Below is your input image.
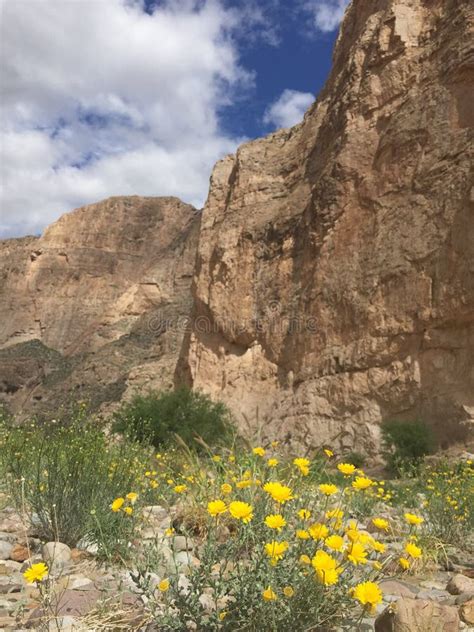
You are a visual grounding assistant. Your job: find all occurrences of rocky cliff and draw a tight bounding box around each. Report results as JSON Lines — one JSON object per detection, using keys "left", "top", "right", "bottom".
{"left": 0, "top": 196, "right": 200, "bottom": 416}
{"left": 1, "top": 0, "right": 472, "bottom": 453}
{"left": 179, "top": 0, "right": 474, "bottom": 453}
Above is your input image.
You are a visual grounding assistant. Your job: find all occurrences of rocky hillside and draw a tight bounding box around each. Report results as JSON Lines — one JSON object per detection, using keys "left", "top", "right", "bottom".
{"left": 0, "top": 196, "right": 200, "bottom": 416}
{"left": 178, "top": 0, "right": 474, "bottom": 453}
{"left": 0, "top": 0, "right": 472, "bottom": 454}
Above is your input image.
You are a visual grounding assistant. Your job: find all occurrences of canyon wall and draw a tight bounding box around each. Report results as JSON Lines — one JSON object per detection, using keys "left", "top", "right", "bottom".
{"left": 0, "top": 196, "right": 199, "bottom": 415}
{"left": 179, "top": 0, "right": 474, "bottom": 453}
{"left": 0, "top": 0, "right": 472, "bottom": 454}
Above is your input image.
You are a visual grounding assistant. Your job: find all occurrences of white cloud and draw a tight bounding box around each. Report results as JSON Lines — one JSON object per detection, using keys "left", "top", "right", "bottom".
{"left": 0, "top": 0, "right": 254, "bottom": 237}
{"left": 304, "top": 0, "right": 350, "bottom": 33}
{"left": 263, "top": 89, "right": 314, "bottom": 129}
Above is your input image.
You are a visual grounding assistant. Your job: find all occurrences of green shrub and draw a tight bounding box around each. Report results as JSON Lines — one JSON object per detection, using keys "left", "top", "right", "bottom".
{"left": 112, "top": 387, "right": 233, "bottom": 451}
{"left": 0, "top": 409, "right": 149, "bottom": 556}
{"left": 381, "top": 419, "right": 435, "bottom": 475}
{"left": 344, "top": 451, "right": 366, "bottom": 469}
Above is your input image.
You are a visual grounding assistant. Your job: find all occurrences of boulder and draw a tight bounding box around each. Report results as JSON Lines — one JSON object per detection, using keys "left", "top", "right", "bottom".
{"left": 42, "top": 542, "right": 72, "bottom": 573}
{"left": 375, "top": 598, "right": 460, "bottom": 632}
{"left": 447, "top": 574, "right": 474, "bottom": 596}
{"left": 460, "top": 599, "right": 474, "bottom": 625}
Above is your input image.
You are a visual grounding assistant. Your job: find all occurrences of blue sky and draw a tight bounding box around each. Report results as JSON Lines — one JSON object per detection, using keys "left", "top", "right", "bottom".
{"left": 0, "top": 0, "right": 348, "bottom": 237}
{"left": 221, "top": 1, "right": 339, "bottom": 139}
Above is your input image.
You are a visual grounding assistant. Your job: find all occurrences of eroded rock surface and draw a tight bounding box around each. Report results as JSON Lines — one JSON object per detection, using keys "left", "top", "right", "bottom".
{"left": 0, "top": 196, "right": 200, "bottom": 416}
{"left": 179, "top": 0, "right": 474, "bottom": 453}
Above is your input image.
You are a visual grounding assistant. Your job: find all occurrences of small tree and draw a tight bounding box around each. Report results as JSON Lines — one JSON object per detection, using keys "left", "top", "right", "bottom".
{"left": 112, "top": 387, "right": 233, "bottom": 451}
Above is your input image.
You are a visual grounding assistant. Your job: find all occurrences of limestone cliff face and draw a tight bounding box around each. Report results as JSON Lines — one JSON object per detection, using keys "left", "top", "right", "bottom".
{"left": 180, "top": 0, "right": 474, "bottom": 453}
{"left": 1, "top": 0, "right": 472, "bottom": 452}
{"left": 0, "top": 197, "right": 199, "bottom": 415}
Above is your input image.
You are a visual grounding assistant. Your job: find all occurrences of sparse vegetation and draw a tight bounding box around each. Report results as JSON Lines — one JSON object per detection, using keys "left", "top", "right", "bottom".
{"left": 1, "top": 402, "right": 473, "bottom": 630}
{"left": 0, "top": 407, "right": 150, "bottom": 558}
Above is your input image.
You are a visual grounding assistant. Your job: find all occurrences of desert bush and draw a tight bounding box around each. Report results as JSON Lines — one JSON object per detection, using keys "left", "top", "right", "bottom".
{"left": 0, "top": 409, "right": 150, "bottom": 557}
{"left": 381, "top": 419, "right": 435, "bottom": 475}
{"left": 126, "top": 447, "right": 424, "bottom": 631}
{"left": 112, "top": 387, "right": 233, "bottom": 451}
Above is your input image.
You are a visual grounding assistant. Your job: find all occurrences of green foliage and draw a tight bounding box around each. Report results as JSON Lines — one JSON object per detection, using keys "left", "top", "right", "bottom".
{"left": 112, "top": 387, "right": 233, "bottom": 451}
{"left": 381, "top": 420, "right": 435, "bottom": 476}
{"left": 344, "top": 451, "right": 366, "bottom": 469}
{"left": 0, "top": 409, "right": 150, "bottom": 557}
{"left": 419, "top": 459, "right": 474, "bottom": 544}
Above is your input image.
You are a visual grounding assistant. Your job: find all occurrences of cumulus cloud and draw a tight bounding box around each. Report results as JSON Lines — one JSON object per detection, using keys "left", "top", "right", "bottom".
{"left": 263, "top": 89, "right": 314, "bottom": 129}
{"left": 0, "top": 0, "right": 255, "bottom": 237}
{"left": 304, "top": 0, "right": 350, "bottom": 33}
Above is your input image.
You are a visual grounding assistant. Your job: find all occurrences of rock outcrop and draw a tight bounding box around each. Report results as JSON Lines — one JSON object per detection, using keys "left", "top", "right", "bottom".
{"left": 0, "top": 196, "right": 199, "bottom": 416}
{"left": 0, "top": 0, "right": 473, "bottom": 453}
{"left": 179, "top": 0, "right": 474, "bottom": 453}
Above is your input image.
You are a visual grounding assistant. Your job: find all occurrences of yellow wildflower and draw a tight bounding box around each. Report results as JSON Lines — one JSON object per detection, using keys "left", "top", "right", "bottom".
{"left": 23, "top": 562, "right": 48, "bottom": 584}
{"left": 236, "top": 479, "right": 253, "bottom": 489}
{"left": 124, "top": 507, "right": 133, "bottom": 516}
{"left": 207, "top": 500, "right": 227, "bottom": 517}
{"left": 298, "top": 508, "right": 311, "bottom": 520}
{"left": 293, "top": 457, "right": 310, "bottom": 476}
{"left": 309, "top": 523, "right": 329, "bottom": 541}
{"left": 267, "top": 458, "right": 279, "bottom": 467}
{"left": 346, "top": 542, "right": 368, "bottom": 565}
{"left": 319, "top": 483, "right": 338, "bottom": 496}
{"left": 264, "top": 514, "right": 287, "bottom": 531}
{"left": 404, "top": 513, "right": 424, "bottom": 526}
{"left": 173, "top": 484, "right": 187, "bottom": 494}
{"left": 326, "top": 508, "right": 344, "bottom": 521}
{"left": 221, "top": 483, "right": 233, "bottom": 495}
{"left": 265, "top": 540, "right": 289, "bottom": 565}
{"left": 253, "top": 447, "right": 266, "bottom": 457}
{"left": 370, "top": 539, "right": 386, "bottom": 553}
{"left": 111, "top": 497, "right": 124, "bottom": 512}
{"left": 283, "top": 586, "right": 294, "bottom": 598}
{"left": 262, "top": 587, "right": 277, "bottom": 601}
{"left": 399, "top": 557, "right": 410, "bottom": 570}
{"left": 263, "top": 481, "right": 294, "bottom": 504}
{"left": 405, "top": 542, "right": 422, "bottom": 558}
{"left": 324, "top": 449, "right": 334, "bottom": 458}
{"left": 158, "top": 578, "right": 170, "bottom": 592}
{"left": 325, "top": 535, "right": 344, "bottom": 552}
{"left": 126, "top": 492, "right": 138, "bottom": 504}
{"left": 296, "top": 529, "right": 310, "bottom": 540}
{"left": 312, "top": 550, "right": 341, "bottom": 586}
{"left": 372, "top": 517, "right": 389, "bottom": 532}
{"left": 337, "top": 463, "right": 356, "bottom": 475}
{"left": 352, "top": 581, "right": 383, "bottom": 613}
{"left": 352, "top": 476, "right": 374, "bottom": 491}
{"left": 299, "top": 554, "right": 311, "bottom": 565}
{"left": 229, "top": 501, "right": 253, "bottom": 523}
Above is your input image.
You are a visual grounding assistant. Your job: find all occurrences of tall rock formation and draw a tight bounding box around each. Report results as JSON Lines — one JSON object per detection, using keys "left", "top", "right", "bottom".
{"left": 1, "top": 0, "right": 472, "bottom": 454}
{"left": 0, "top": 196, "right": 199, "bottom": 415}
{"left": 179, "top": 0, "right": 474, "bottom": 453}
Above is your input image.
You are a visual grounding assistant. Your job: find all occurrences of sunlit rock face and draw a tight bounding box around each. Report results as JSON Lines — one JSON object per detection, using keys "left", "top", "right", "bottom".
{"left": 179, "top": 0, "right": 474, "bottom": 454}
{"left": 1, "top": 0, "right": 472, "bottom": 454}
{"left": 0, "top": 196, "right": 200, "bottom": 416}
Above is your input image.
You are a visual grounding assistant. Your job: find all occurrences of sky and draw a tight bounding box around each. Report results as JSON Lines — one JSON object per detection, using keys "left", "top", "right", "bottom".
{"left": 0, "top": 0, "right": 349, "bottom": 238}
